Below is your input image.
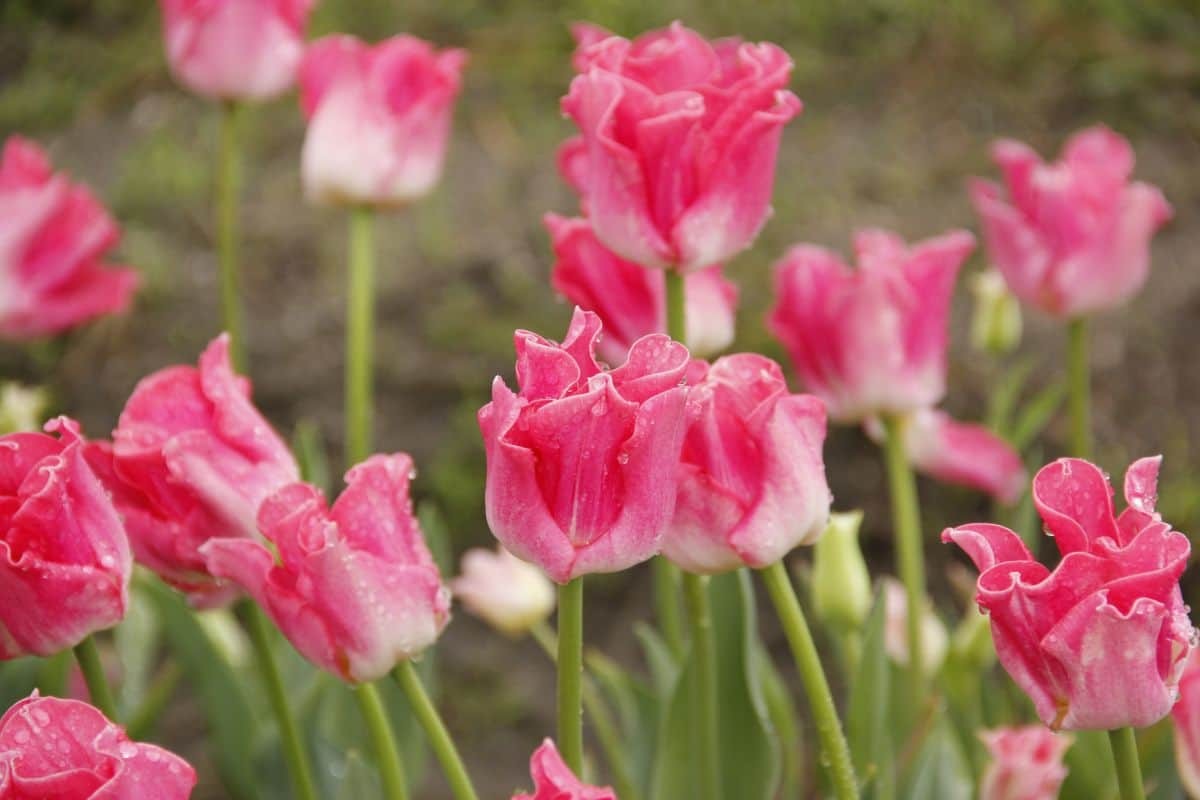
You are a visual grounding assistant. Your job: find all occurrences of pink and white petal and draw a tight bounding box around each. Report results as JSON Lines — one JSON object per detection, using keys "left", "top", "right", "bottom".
{"left": 1032, "top": 458, "right": 1120, "bottom": 556}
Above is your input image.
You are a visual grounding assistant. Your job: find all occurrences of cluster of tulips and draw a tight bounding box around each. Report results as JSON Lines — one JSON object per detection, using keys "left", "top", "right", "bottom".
{"left": 0, "top": 2, "right": 1194, "bottom": 799}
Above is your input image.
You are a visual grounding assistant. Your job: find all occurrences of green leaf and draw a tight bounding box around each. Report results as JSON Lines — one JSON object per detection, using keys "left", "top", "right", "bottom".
{"left": 1009, "top": 380, "right": 1066, "bottom": 451}
{"left": 847, "top": 590, "right": 891, "bottom": 798}
{"left": 417, "top": 502, "right": 453, "bottom": 576}
{"left": 1061, "top": 729, "right": 1118, "bottom": 800}
{"left": 334, "top": 750, "right": 383, "bottom": 800}
{"left": 114, "top": 580, "right": 162, "bottom": 716}
{"left": 906, "top": 719, "right": 972, "bottom": 800}
{"left": 758, "top": 644, "right": 802, "bottom": 800}
{"left": 291, "top": 419, "right": 330, "bottom": 495}
{"left": 986, "top": 358, "right": 1036, "bottom": 435}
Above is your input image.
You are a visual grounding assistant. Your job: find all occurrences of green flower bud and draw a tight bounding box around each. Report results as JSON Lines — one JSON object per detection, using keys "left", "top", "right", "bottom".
{"left": 811, "top": 510, "right": 871, "bottom": 630}
{"left": 970, "top": 269, "right": 1022, "bottom": 356}
{"left": 0, "top": 382, "right": 48, "bottom": 434}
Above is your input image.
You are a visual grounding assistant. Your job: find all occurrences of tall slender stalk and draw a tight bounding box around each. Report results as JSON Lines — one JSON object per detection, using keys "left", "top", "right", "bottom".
{"left": 73, "top": 637, "right": 117, "bottom": 721}
{"left": 1108, "top": 727, "right": 1145, "bottom": 800}
{"left": 759, "top": 562, "right": 859, "bottom": 800}
{"left": 1067, "top": 317, "right": 1092, "bottom": 459}
{"left": 880, "top": 413, "right": 927, "bottom": 696}
{"left": 345, "top": 207, "right": 375, "bottom": 466}
{"left": 557, "top": 577, "right": 584, "bottom": 773}
{"left": 681, "top": 572, "right": 722, "bottom": 800}
{"left": 392, "top": 661, "right": 478, "bottom": 800}
{"left": 217, "top": 101, "right": 245, "bottom": 370}
{"left": 354, "top": 682, "right": 409, "bottom": 800}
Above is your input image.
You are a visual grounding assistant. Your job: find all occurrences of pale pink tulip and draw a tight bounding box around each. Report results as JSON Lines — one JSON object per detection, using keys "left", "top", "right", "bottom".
{"left": 979, "top": 725, "right": 1072, "bottom": 800}
{"left": 451, "top": 547, "right": 556, "bottom": 637}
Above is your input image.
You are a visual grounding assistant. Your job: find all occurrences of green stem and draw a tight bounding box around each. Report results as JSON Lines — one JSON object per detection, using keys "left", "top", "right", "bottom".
{"left": 354, "top": 682, "right": 409, "bottom": 800}
{"left": 240, "top": 601, "right": 319, "bottom": 800}
{"left": 681, "top": 572, "right": 722, "bottom": 800}
{"left": 73, "top": 637, "right": 118, "bottom": 721}
{"left": 557, "top": 578, "right": 584, "bottom": 773}
{"left": 392, "top": 661, "right": 478, "bottom": 800}
{"left": 217, "top": 101, "right": 245, "bottom": 370}
{"left": 1067, "top": 317, "right": 1092, "bottom": 460}
{"left": 345, "top": 206, "right": 375, "bottom": 466}
{"left": 125, "top": 662, "right": 184, "bottom": 740}
{"left": 881, "top": 413, "right": 927, "bottom": 695}
{"left": 1108, "top": 727, "right": 1145, "bottom": 800}
{"left": 759, "top": 561, "right": 859, "bottom": 800}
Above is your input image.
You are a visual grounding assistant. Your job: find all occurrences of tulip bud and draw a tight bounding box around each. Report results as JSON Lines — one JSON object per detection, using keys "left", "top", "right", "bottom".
{"left": 451, "top": 547, "right": 556, "bottom": 637}
{"left": 970, "top": 269, "right": 1022, "bottom": 355}
{"left": 882, "top": 577, "right": 949, "bottom": 676}
{"left": 0, "top": 383, "right": 48, "bottom": 434}
{"left": 811, "top": 511, "right": 871, "bottom": 630}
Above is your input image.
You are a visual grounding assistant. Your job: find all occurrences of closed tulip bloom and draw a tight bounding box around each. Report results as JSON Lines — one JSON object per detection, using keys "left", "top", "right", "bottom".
{"left": 970, "top": 125, "right": 1171, "bottom": 317}
{"left": 1174, "top": 649, "right": 1200, "bottom": 798}
{"left": 0, "top": 692, "right": 196, "bottom": 798}
{"left": 0, "top": 137, "right": 138, "bottom": 339}
{"left": 159, "top": 0, "right": 314, "bottom": 102}
{"left": 451, "top": 547, "right": 555, "bottom": 637}
{"left": 944, "top": 456, "right": 1194, "bottom": 730}
{"left": 811, "top": 511, "right": 872, "bottom": 630}
{"left": 478, "top": 308, "right": 689, "bottom": 583}
{"left": 560, "top": 22, "right": 801, "bottom": 272}
{"left": 299, "top": 34, "right": 467, "bottom": 208}
{"left": 979, "top": 726, "right": 1071, "bottom": 800}
{"left": 0, "top": 418, "right": 130, "bottom": 659}
{"left": 109, "top": 334, "right": 299, "bottom": 607}
{"left": 662, "top": 354, "right": 830, "bottom": 574}
{"left": 203, "top": 454, "right": 450, "bottom": 683}
{"left": 545, "top": 213, "right": 738, "bottom": 363}
{"left": 512, "top": 739, "right": 615, "bottom": 800}
{"left": 767, "top": 229, "right": 974, "bottom": 423}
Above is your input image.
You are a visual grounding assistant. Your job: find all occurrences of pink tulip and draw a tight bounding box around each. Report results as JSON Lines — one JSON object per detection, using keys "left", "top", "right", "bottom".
{"left": 109, "top": 334, "right": 299, "bottom": 607}
{"left": 978, "top": 725, "right": 1071, "bottom": 800}
{"left": 0, "top": 692, "right": 196, "bottom": 798}
{"left": 0, "top": 137, "right": 137, "bottom": 339}
{"left": 478, "top": 308, "right": 689, "bottom": 583}
{"left": 1173, "top": 649, "right": 1200, "bottom": 798}
{"left": 512, "top": 739, "right": 616, "bottom": 800}
{"left": 560, "top": 22, "right": 801, "bottom": 272}
{"left": 662, "top": 354, "right": 830, "bottom": 574}
{"left": 203, "top": 454, "right": 450, "bottom": 682}
{"left": 299, "top": 35, "right": 467, "bottom": 207}
{"left": 970, "top": 125, "right": 1171, "bottom": 317}
{"left": 944, "top": 456, "right": 1194, "bottom": 730}
{"left": 881, "top": 576, "right": 948, "bottom": 676}
{"left": 545, "top": 213, "right": 738, "bottom": 363}
{"left": 0, "top": 418, "right": 130, "bottom": 659}
{"left": 159, "top": 0, "right": 314, "bottom": 102}
{"left": 865, "top": 409, "right": 1026, "bottom": 504}
{"left": 451, "top": 547, "right": 556, "bottom": 637}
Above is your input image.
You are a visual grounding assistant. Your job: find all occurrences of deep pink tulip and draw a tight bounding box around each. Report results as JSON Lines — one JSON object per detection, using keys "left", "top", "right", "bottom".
{"left": 970, "top": 125, "right": 1171, "bottom": 317}
{"left": 560, "top": 21, "right": 801, "bottom": 272}
{"left": 299, "top": 35, "right": 467, "bottom": 207}
{"left": 203, "top": 454, "right": 450, "bottom": 683}
{"left": 0, "top": 418, "right": 130, "bottom": 659}
{"left": 478, "top": 308, "right": 689, "bottom": 583}
{"left": 662, "top": 354, "right": 830, "bottom": 574}
{"left": 0, "top": 137, "right": 137, "bottom": 339}
{"left": 545, "top": 213, "right": 738, "bottom": 363}
{"left": 767, "top": 229, "right": 974, "bottom": 423}
{"left": 159, "top": 0, "right": 314, "bottom": 101}
{"left": 512, "top": 739, "right": 615, "bottom": 800}
{"left": 1173, "top": 649, "right": 1200, "bottom": 798}
{"left": 944, "top": 456, "right": 1194, "bottom": 730}
{"left": 0, "top": 692, "right": 196, "bottom": 798}
{"left": 109, "top": 334, "right": 299, "bottom": 607}
{"left": 978, "top": 725, "right": 1071, "bottom": 800}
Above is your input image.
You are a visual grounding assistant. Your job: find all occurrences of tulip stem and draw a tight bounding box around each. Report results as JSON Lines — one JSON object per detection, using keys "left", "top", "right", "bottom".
{"left": 654, "top": 268, "right": 688, "bottom": 657}
{"left": 241, "top": 601, "right": 320, "bottom": 800}
{"left": 682, "top": 572, "right": 723, "bottom": 800}
{"left": 759, "top": 561, "right": 859, "bottom": 800}
{"left": 1108, "top": 727, "right": 1145, "bottom": 800}
{"left": 217, "top": 100, "right": 246, "bottom": 371}
{"left": 881, "top": 413, "right": 927, "bottom": 696}
{"left": 558, "top": 577, "right": 584, "bottom": 773}
{"left": 392, "top": 661, "right": 478, "bottom": 800}
{"left": 73, "top": 637, "right": 118, "bottom": 721}
{"left": 1067, "top": 316, "right": 1092, "bottom": 460}
{"left": 346, "top": 206, "right": 375, "bottom": 466}
{"left": 354, "top": 682, "right": 409, "bottom": 800}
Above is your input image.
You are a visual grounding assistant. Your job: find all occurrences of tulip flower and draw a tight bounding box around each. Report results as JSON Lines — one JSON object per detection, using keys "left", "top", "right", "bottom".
{"left": 0, "top": 692, "right": 196, "bottom": 798}
{"left": 944, "top": 456, "right": 1194, "bottom": 731}
{"left": 1174, "top": 649, "right": 1200, "bottom": 799}
{"left": 545, "top": 214, "right": 737, "bottom": 363}
{"left": 299, "top": 34, "right": 467, "bottom": 208}
{"left": 979, "top": 725, "right": 1072, "bottom": 800}
{"left": 970, "top": 125, "right": 1171, "bottom": 318}
{"left": 811, "top": 511, "right": 872, "bottom": 630}
{"left": 159, "top": 0, "right": 314, "bottom": 102}
{"left": 970, "top": 269, "right": 1022, "bottom": 355}
{"left": 203, "top": 453, "right": 450, "bottom": 683}
{"left": 0, "top": 417, "right": 130, "bottom": 660}
{"left": 560, "top": 21, "right": 801, "bottom": 271}
{"left": 0, "top": 137, "right": 138, "bottom": 339}
{"left": 478, "top": 307, "right": 689, "bottom": 583}
{"left": 512, "top": 739, "right": 616, "bottom": 800}
{"left": 109, "top": 334, "right": 299, "bottom": 607}
{"left": 881, "top": 577, "right": 948, "bottom": 677}
{"left": 662, "top": 353, "right": 831, "bottom": 574}
{"left": 451, "top": 547, "right": 556, "bottom": 637}
{"left": 767, "top": 228, "right": 975, "bottom": 423}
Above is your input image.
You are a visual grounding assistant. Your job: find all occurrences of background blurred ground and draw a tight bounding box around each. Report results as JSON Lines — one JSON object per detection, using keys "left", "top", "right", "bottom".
{"left": 1, "top": 0, "right": 1199, "bottom": 796}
